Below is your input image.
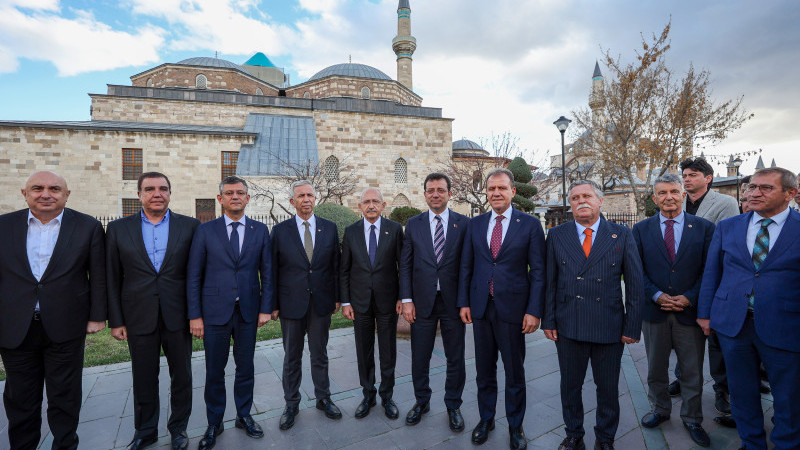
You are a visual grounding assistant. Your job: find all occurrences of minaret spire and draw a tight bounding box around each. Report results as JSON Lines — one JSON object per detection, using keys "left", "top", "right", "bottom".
{"left": 392, "top": 0, "right": 416, "bottom": 91}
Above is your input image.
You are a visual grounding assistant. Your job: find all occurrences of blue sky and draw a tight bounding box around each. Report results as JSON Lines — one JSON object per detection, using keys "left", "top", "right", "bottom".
{"left": 1, "top": 0, "right": 798, "bottom": 174}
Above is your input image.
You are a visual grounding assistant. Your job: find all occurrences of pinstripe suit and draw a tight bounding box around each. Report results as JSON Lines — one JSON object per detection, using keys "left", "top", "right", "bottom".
{"left": 543, "top": 218, "right": 644, "bottom": 442}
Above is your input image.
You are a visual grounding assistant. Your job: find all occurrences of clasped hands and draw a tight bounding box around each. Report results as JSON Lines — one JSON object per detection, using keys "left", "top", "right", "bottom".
{"left": 656, "top": 293, "right": 691, "bottom": 312}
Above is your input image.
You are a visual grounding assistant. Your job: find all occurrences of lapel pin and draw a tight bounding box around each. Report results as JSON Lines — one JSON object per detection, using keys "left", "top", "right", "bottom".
{"left": 516, "top": 218, "right": 520, "bottom": 222}
{"left": 453, "top": 224, "right": 458, "bottom": 228}
{"left": 318, "top": 229, "right": 322, "bottom": 232}
{"left": 688, "top": 224, "right": 693, "bottom": 228}
{"left": 611, "top": 234, "right": 618, "bottom": 239}
{"left": 385, "top": 231, "right": 389, "bottom": 235}
{"left": 250, "top": 225, "right": 254, "bottom": 229}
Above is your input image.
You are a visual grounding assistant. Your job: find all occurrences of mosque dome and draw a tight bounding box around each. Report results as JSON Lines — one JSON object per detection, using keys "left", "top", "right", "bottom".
{"left": 309, "top": 63, "right": 392, "bottom": 81}
{"left": 176, "top": 57, "right": 252, "bottom": 76}
{"left": 452, "top": 139, "right": 489, "bottom": 156}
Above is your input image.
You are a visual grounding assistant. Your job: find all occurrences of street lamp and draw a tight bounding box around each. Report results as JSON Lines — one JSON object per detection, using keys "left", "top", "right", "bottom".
{"left": 733, "top": 156, "right": 743, "bottom": 205}
{"left": 554, "top": 116, "right": 572, "bottom": 223}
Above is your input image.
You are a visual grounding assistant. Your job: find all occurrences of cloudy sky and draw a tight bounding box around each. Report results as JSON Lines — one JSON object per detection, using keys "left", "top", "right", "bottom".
{"left": 1, "top": 0, "right": 798, "bottom": 175}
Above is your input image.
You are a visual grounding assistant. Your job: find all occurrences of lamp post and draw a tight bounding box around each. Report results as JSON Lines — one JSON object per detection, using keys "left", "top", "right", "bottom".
{"left": 733, "top": 156, "right": 743, "bottom": 204}
{"left": 554, "top": 116, "right": 572, "bottom": 223}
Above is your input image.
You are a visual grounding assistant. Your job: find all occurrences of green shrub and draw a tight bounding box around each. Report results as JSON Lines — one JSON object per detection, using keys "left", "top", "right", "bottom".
{"left": 508, "top": 156, "right": 533, "bottom": 183}
{"left": 389, "top": 206, "right": 422, "bottom": 226}
{"left": 512, "top": 195, "right": 535, "bottom": 212}
{"left": 315, "top": 203, "right": 359, "bottom": 243}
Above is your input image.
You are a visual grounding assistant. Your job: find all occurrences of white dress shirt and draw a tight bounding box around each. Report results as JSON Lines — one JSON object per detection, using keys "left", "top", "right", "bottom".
{"left": 486, "top": 206, "right": 512, "bottom": 248}
{"left": 27, "top": 210, "right": 63, "bottom": 310}
{"left": 295, "top": 214, "right": 317, "bottom": 248}
{"left": 223, "top": 214, "right": 246, "bottom": 252}
{"left": 747, "top": 207, "right": 790, "bottom": 255}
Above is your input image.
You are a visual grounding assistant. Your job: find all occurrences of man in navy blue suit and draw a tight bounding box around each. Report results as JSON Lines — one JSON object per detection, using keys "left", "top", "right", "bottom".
{"left": 632, "top": 173, "right": 715, "bottom": 447}
{"left": 458, "top": 168, "right": 546, "bottom": 450}
{"left": 698, "top": 167, "right": 800, "bottom": 450}
{"left": 543, "top": 179, "right": 643, "bottom": 450}
{"left": 187, "top": 176, "right": 273, "bottom": 450}
{"left": 399, "top": 173, "right": 469, "bottom": 431}
{"left": 271, "top": 180, "right": 342, "bottom": 430}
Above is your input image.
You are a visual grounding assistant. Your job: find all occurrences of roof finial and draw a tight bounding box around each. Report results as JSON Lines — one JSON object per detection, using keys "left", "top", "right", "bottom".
{"left": 349, "top": 54, "right": 352, "bottom": 63}
{"left": 215, "top": 51, "right": 218, "bottom": 59}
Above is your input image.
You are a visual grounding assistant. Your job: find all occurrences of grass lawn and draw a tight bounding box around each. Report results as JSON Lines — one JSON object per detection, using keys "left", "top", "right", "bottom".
{"left": 0, "top": 311, "right": 353, "bottom": 381}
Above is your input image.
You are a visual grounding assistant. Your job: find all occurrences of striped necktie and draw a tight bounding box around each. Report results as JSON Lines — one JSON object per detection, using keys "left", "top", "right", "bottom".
{"left": 664, "top": 219, "right": 676, "bottom": 263}
{"left": 433, "top": 215, "right": 444, "bottom": 264}
{"left": 749, "top": 218, "right": 773, "bottom": 308}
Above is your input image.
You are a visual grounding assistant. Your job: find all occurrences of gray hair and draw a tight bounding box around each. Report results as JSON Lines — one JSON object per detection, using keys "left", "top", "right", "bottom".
{"left": 485, "top": 168, "right": 515, "bottom": 186}
{"left": 653, "top": 173, "right": 684, "bottom": 191}
{"left": 360, "top": 187, "right": 384, "bottom": 202}
{"left": 289, "top": 180, "right": 316, "bottom": 199}
{"left": 753, "top": 167, "right": 798, "bottom": 191}
{"left": 219, "top": 176, "right": 248, "bottom": 195}
{"left": 568, "top": 179, "right": 604, "bottom": 199}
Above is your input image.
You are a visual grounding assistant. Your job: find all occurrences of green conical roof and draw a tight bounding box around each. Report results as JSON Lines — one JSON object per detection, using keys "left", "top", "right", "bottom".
{"left": 244, "top": 52, "right": 276, "bottom": 68}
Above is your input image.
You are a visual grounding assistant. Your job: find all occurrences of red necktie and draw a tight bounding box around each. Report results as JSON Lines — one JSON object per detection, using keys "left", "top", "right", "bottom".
{"left": 489, "top": 216, "right": 504, "bottom": 295}
{"left": 664, "top": 219, "right": 676, "bottom": 263}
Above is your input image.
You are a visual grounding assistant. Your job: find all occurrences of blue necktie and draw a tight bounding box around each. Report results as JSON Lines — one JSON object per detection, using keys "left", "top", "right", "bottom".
{"left": 230, "top": 222, "right": 240, "bottom": 260}
{"left": 433, "top": 215, "right": 444, "bottom": 264}
{"left": 368, "top": 224, "right": 377, "bottom": 267}
{"left": 749, "top": 218, "right": 773, "bottom": 308}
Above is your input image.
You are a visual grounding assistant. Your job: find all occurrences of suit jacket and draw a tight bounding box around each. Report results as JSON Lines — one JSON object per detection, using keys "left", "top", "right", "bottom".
{"left": 340, "top": 218, "right": 403, "bottom": 314}
{"left": 683, "top": 188, "right": 739, "bottom": 224}
{"left": 106, "top": 211, "right": 200, "bottom": 334}
{"left": 399, "top": 210, "right": 469, "bottom": 319}
{"left": 698, "top": 209, "right": 800, "bottom": 352}
{"left": 543, "top": 218, "right": 643, "bottom": 344}
{"left": 186, "top": 216, "right": 273, "bottom": 325}
{"left": 0, "top": 208, "right": 107, "bottom": 348}
{"left": 456, "top": 208, "right": 546, "bottom": 323}
{"left": 271, "top": 215, "right": 339, "bottom": 320}
{"left": 632, "top": 213, "right": 715, "bottom": 325}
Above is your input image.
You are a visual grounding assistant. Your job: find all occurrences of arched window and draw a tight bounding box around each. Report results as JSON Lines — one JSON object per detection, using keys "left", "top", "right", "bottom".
{"left": 146, "top": 78, "right": 153, "bottom": 87}
{"left": 303, "top": 91, "right": 311, "bottom": 99}
{"left": 323, "top": 155, "right": 339, "bottom": 182}
{"left": 393, "top": 194, "right": 410, "bottom": 208}
{"left": 361, "top": 86, "right": 371, "bottom": 99}
{"left": 255, "top": 88, "right": 263, "bottom": 95}
{"left": 394, "top": 158, "right": 407, "bottom": 184}
{"left": 196, "top": 74, "right": 207, "bottom": 89}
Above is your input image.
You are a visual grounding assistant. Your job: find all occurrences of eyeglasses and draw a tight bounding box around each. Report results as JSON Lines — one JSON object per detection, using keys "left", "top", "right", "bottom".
{"left": 425, "top": 188, "right": 448, "bottom": 195}
{"left": 744, "top": 184, "right": 777, "bottom": 194}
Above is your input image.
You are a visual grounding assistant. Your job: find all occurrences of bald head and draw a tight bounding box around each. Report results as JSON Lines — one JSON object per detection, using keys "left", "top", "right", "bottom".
{"left": 22, "top": 171, "right": 70, "bottom": 223}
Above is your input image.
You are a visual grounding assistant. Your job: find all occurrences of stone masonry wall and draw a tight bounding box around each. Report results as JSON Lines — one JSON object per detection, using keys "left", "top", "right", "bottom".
{"left": 131, "top": 66, "right": 279, "bottom": 96}
{"left": 286, "top": 77, "right": 422, "bottom": 106}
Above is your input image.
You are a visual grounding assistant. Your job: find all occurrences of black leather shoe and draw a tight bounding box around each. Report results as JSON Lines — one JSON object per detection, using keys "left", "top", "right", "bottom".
{"left": 447, "top": 408, "right": 465, "bottom": 431}
{"left": 713, "top": 415, "right": 737, "bottom": 428}
{"left": 715, "top": 392, "right": 731, "bottom": 415}
{"left": 126, "top": 436, "right": 157, "bottom": 450}
{"left": 558, "top": 436, "right": 585, "bottom": 450}
{"left": 509, "top": 426, "right": 527, "bottom": 449}
{"left": 317, "top": 398, "right": 342, "bottom": 420}
{"left": 279, "top": 405, "right": 298, "bottom": 430}
{"left": 383, "top": 399, "right": 399, "bottom": 419}
{"left": 198, "top": 424, "right": 223, "bottom": 450}
{"left": 235, "top": 415, "right": 263, "bottom": 439}
{"left": 683, "top": 421, "right": 710, "bottom": 447}
{"left": 759, "top": 379, "right": 771, "bottom": 394}
{"left": 640, "top": 412, "right": 669, "bottom": 428}
{"left": 170, "top": 431, "right": 189, "bottom": 450}
{"left": 668, "top": 380, "right": 681, "bottom": 397}
{"left": 405, "top": 402, "right": 429, "bottom": 425}
{"left": 471, "top": 419, "right": 494, "bottom": 445}
{"left": 594, "top": 442, "right": 614, "bottom": 450}
{"left": 354, "top": 397, "right": 376, "bottom": 419}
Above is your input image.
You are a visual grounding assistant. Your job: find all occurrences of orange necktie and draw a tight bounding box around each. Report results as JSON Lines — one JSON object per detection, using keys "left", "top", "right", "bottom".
{"left": 583, "top": 228, "right": 593, "bottom": 258}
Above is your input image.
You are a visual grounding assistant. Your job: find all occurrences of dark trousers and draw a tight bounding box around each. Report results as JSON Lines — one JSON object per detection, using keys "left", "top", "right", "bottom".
{"left": 410, "top": 293, "right": 465, "bottom": 409}
{"left": 0, "top": 318, "right": 84, "bottom": 450}
{"left": 473, "top": 299, "right": 526, "bottom": 428}
{"left": 353, "top": 299, "right": 397, "bottom": 401}
{"left": 281, "top": 303, "right": 332, "bottom": 407}
{"left": 675, "top": 331, "right": 727, "bottom": 394}
{"left": 203, "top": 304, "right": 257, "bottom": 425}
{"left": 127, "top": 313, "right": 193, "bottom": 439}
{"left": 555, "top": 335, "right": 624, "bottom": 443}
{"left": 717, "top": 317, "right": 800, "bottom": 450}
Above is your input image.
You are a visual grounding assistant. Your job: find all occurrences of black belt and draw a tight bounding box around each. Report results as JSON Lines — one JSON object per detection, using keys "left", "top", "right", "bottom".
{"left": 33, "top": 310, "right": 41, "bottom": 321}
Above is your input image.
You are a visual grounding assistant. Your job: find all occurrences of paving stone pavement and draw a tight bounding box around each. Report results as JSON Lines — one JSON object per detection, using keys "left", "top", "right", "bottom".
{"left": 0, "top": 326, "right": 775, "bottom": 449}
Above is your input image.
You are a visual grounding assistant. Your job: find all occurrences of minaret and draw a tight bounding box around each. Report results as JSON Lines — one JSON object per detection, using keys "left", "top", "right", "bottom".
{"left": 392, "top": 0, "right": 416, "bottom": 91}
{"left": 589, "top": 61, "right": 605, "bottom": 150}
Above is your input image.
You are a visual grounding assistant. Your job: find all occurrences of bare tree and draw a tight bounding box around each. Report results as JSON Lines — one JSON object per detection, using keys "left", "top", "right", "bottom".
{"left": 480, "top": 131, "right": 522, "bottom": 159}
{"left": 442, "top": 156, "right": 502, "bottom": 215}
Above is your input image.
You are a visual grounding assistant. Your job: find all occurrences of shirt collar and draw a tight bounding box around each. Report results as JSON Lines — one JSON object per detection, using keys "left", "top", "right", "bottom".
{"left": 659, "top": 211, "right": 684, "bottom": 225}
{"left": 364, "top": 216, "right": 381, "bottom": 231}
{"left": 295, "top": 214, "right": 316, "bottom": 228}
{"left": 429, "top": 208, "right": 449, "bottom": 224}
{"left": 224, "top": 214, "right": 246, "bottom": 227}
{"left": 687, "top": 189, "right": 709, "bottom": 206}
{"left": 489, "top": 205, "right": 512, "bottom": 223}
{"left": 141, "top": 209, "right": 170, "bottom": 225}
{"left": 28, "top": 209, "right": 64, "bottom": 226}
{"left": 752, "top": 207, "right": 791, "bottom": 227}
{"left": 575, "top": 217, "right": 601, "bottom": 236}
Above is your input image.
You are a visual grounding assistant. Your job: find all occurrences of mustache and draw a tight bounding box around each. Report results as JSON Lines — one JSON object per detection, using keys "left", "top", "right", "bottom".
{"left": 576, "top": 204, "right": 592, "bottom": 210}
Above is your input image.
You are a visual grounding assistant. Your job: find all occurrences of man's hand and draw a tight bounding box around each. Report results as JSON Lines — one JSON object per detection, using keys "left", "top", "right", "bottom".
{"left": 402, "top": 302, "right": 416, "bottom": 324}
{"left": 342, "top": 305, "right": 354, "bottom": 320}
{"left": 658, "top": 294, "right": 685, "bottom": 312}
{"left": 86, "top": 321, "right": 106, "bottom": 334}
{"left": 271, "top": 310, "right": 280, "bottom": 321}
{"left": 190, "top": 318, "right": 204, "bottom": 339}
{"left": 672, "top": 295, "right": 691, "bottom": 309}
{"left": 621, "top": 335, "right": 640, "bottom": 344}
{"left": 696, "top": 318, "right": 711, "bottom": 336}
{"left": 110, "top": 326, "right": 127, "bottom": 341}
{"left": 258, "top": 313, "right": 272, "bottom": 327}
{"left": 522, "top": 314, "right": 540, "bottom": 334}
{"left": 459, "top": 307, "right": 472, "bottom": 324}
{"left": 544, "top": 329, "right": 558, "bottom": 341}
{"left": 395, "top": 300, "right": 402, "bottom": 315}
{"left": 334, "top": 303, "right": 341, "bottom": 314}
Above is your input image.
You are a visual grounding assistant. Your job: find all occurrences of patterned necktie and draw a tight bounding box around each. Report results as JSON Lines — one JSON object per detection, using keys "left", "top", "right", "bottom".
{"left": 433, "top": 215, "right": 444, "bottom": 264}
{"left": 303, "top": 221, "right": 313, "bottom": 262}
{"left": 368, "top": 224, "right": 377, "bottom": 267}
{"left": 664, "top": 219, "right": 676, "bottom": 263}
{"left": 230, "top": 222, "right": 240, "bottom": 260}
{"left": 749, "top": 218, "right": 773, "bottom": 308}
{"left": 489, "top": 216, "right": 504, "bottom": 295}
{"left": 582, "top": 228, "right": 593, "bottom": 258}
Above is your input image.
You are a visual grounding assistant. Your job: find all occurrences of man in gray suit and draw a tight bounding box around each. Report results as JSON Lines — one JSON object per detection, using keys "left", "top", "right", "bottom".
{"left": 543, "top": 180, "right": 644, "bottom": 450}
{"left": 670, "top": 157, "right": 740, "bottom": 416}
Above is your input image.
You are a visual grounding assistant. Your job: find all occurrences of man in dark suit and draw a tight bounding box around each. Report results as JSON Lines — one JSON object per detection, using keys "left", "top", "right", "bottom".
{"left": 458, "top": 168, "right": 546, "bottom": 450}
{"left": 106, "top": 172, "right": 199, "bottom": 450}
{"left": 340, "top": 187, "right": 404, "bottom": 420}
{"left": 271, "top": 180, "right": 342, "bottom": 430}
{"left": 399, "top": 173, "right": 468, "bottom": 431}
{"left": 698, "top": 167, "right": 800, "bottom": 450}
{"left": 543, "top": 179, "right": 643, "bottom": 450}
{"left": 187, "top": 176, "right": 273, "bottom": 450}
{"left": 0, "top": 170, "right": 107, "bottom": 450}
{"left": 632, "top": 173, "right": 715, "bottom": 448}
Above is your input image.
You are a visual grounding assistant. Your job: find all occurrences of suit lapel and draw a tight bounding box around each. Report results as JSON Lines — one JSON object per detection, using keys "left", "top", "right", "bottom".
{"left": 494, "top": 209, "right": 521, "bottom": 259}
{"left": 289, "top": 216, "right": 310, "bottom": 264}
{"left": 759, "top": 210, "right": 798, "bottom": 269}
{"left": 239, "top": 218, "right": 257, "bottom": 260}
{"left": 582, "top": 219, "right": 614, "bottom": 273}
{"left": 734, "top": 212, "right": 753, "bottom": 264}
{"left": 561, "top": 222, "right": 586, "bottom": 266}
{"left": 215, "top": 218, "right": 236, "bottom": 261}
{"left": 311, "top": 219, "right": 327, "bottom": 265}
{"left": 160, "top": 212, "right": 184, "bottom": 270}
{"left": 673, "top": 216, "right": 692, "bottom": 265}
{"left": 14, "top": 210, "right": 36, "bottom": 281}
{"left": 373, "top": 219, "right": 390, "bottom": 266}
{"left": 649, "top": 216, "right": 671, "bottom": 264}
{"left": 40, "top": 209, "right": 77, "bottom": 282}
{"left": 441, "top": 212, "right": 461, "bottom": 265}
{"left": 124, "top": 212, "right": 156, "bottom": 273}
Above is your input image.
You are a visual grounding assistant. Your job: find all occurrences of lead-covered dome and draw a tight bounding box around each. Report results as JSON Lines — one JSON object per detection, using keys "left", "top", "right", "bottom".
{"left": 177, "top": 57, "right": 252, "bottom": 76}
{"left": 309, "top": 63, "right": 392, "bottom": 81}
